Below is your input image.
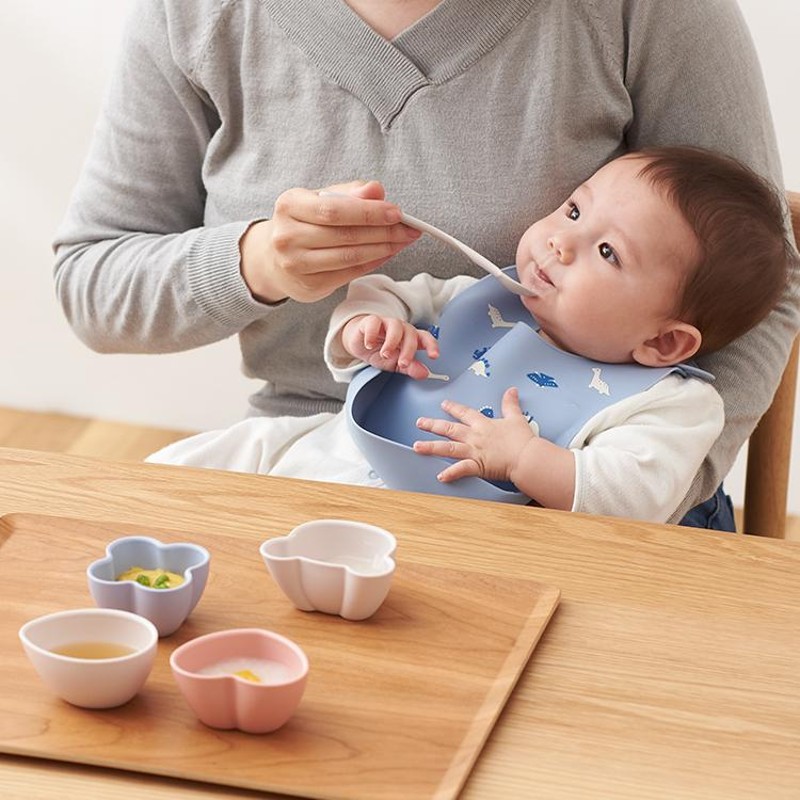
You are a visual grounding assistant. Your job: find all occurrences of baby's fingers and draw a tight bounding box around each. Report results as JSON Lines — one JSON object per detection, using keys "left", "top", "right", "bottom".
{"left": 501, "top": 386, "right": 524, "bottom": 417}
{"left": 415, "top": 415, "right": 467, "bottom": 442}
{"left": 397, "top": 327, "right": 424, "bottom": 370}
{"left": 438, "top": 398, "right": 484, "bottom": 425}
{"left": 404, "top": 360, "right": 434, "bottom": 380}
{"left": 378, "top": 318, "right": 405, "bottom": 358}
{"left": 417, "top": 329, "right": 440, "bottom": 360}
{"left": 436, "top": 459, "right": 481, "bottom": 483}
{"left": 410, "top": 443, "right": 481, "bottom": 483}
{"left": 361, "top": 315, "right": 387, "bottom": 351}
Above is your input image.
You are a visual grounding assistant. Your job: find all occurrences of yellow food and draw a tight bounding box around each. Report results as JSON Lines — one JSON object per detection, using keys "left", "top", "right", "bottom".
{"left": 116, "top": 566, "right": 185, "bottom": 589}
{"left": 233, "top": 669, "right": 262, "bottom": 683}
{"left": 52, "top": 641, "right": 135, "bottom": 659}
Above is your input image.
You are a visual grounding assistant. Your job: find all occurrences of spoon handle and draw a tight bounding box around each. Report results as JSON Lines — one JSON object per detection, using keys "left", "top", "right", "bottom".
{"left": 398, "top": 213, "right": 506, "bottom": 279}
{"left": 399, "top": 213, "right": 533, "bottom": 297}
{"left": 319, "top": 191, "right": 533, "bottom": 296}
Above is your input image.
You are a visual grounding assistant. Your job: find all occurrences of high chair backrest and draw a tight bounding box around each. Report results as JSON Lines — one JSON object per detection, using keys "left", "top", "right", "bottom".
{"left": 742, "top": 191, "right": 800, "bottom": 537}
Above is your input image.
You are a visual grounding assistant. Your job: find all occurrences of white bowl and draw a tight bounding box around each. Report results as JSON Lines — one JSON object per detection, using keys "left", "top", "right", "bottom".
{"left": 260, "top": 519, "right": 396, "bottom": 621}
{"left": 19, "top": 608, "right": 158, "bottom": 708}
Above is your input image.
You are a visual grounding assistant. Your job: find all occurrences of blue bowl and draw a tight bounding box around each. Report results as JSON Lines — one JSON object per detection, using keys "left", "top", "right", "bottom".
{"left": 87, "top": 536, "right": 210, "bottom": 637}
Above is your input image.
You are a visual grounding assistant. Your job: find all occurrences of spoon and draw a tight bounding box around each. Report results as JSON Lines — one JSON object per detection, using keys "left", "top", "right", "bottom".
{"left": 398, "top": 211, "right": 534, "bottom": 297}
{"left": 319, "top": 192, "right": 534, "bottom": 297}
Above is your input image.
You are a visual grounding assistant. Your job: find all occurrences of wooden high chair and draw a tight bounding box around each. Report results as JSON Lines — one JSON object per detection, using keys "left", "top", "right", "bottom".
{"left": 742, "top": 191, "right": 800, "bottom": 537}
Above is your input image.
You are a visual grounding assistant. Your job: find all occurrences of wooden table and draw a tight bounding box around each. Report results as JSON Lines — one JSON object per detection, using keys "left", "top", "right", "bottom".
{"left": 1, "top": 447, "right": 799, "bottom": 799}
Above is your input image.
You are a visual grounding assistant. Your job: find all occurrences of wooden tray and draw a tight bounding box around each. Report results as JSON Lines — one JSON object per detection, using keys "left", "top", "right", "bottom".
{"left": 0, "top": 513, "right": 559, "bottom": 800}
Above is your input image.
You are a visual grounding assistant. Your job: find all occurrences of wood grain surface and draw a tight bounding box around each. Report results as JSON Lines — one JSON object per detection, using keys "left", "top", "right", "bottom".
{"left": 1, "top": 448, "right": 800, "bottom": 800}
{"left": 0, "top": 512, "right": 559, "bottom": 800}
{"left": 2, "top": 405, "right": 799, "bottom": 539}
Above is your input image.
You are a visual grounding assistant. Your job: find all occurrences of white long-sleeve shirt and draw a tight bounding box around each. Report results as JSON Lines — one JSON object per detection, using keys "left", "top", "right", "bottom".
{"left": 325, "top": 273, "right": 725, "bottom": 522}
{"left": 149, "top": 272, "right": 724, "bottom": 524}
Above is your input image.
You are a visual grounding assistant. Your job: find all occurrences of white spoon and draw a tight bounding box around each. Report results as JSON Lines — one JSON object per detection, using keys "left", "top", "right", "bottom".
{"left": 398, "top": 211, "right": 534, "bottom": 297}
{"left": 319, "top": 192, "right": 534, "bottom": 297}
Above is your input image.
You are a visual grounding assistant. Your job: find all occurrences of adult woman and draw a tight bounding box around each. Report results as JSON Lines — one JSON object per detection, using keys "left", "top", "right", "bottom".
{"left": 54, "top": 0, "right": 799, "bottom": 526}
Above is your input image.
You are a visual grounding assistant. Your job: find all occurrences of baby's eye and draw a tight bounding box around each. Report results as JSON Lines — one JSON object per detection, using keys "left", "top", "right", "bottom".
{"left": 566, "top": 202, "right": 580, "bottom": 221}
{"left": 599, "top": 242, "right": 619, "bottom": 264}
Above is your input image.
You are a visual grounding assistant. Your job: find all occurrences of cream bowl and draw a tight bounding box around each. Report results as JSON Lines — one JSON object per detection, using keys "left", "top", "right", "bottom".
{"left": 87, "top": 535, "right": 210, "bottom": 637}
{"left": 170, "top": 628, "right": 309, "bottom": 734}
{"left": 260, "top": 518, "right": 397, "bottom": 621}
{"left": 19, "top": 608, "right": 158, "bottom": 709}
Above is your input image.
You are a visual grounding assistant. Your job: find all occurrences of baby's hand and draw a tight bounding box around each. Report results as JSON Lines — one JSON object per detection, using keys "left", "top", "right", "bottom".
{"left": 413, "top": 387, "right": 536, "bottom": 481}
{"left": 342, "top": 315, "right": 439, "bottom": 379}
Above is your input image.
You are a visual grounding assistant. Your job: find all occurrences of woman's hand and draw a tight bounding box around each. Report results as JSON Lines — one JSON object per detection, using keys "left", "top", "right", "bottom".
{"left": 240, "top": 180, "right": 421, "bottom": 304}
{"left": 342, "top": 314, "right": 439, "bottom": 380}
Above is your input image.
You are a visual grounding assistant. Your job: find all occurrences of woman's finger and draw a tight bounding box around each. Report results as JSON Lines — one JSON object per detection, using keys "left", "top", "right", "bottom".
{"left": 322, "top": 179, "right": 386, "bottom": 201}
{"left": 275, "top": 239, "right": 411, "bottom": 278}
{"left": 282, "top": 260, "right": 399, "bottom": 303}
{"left": 278, "top": 218, "right": 420, "bottom": 250}
{"left": 278, "top": 186, "right": 403, "bottom": 227}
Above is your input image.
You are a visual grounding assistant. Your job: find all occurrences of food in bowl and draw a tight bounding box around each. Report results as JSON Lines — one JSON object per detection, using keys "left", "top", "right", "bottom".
{"left": 198, "top": 657, "right": 298, "bottom": 684}
{"left": 19, "top": 607, "right": 158, "bottom": 709}
{"left": 116, "top": 565, "right": 185, "bottom": 588}
{"left": 87, "top": 535, "right": 210, "bottom": 636}
{"left": 170, "top": 628, "right": 309, "bottom": 734}
{"left": 51, "top": 641, "right": 136, "bottom": 659}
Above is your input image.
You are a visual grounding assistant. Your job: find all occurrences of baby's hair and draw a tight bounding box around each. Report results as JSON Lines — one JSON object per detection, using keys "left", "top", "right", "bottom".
{"left": 630, "top": 146, "right": 790, "bottom": 355}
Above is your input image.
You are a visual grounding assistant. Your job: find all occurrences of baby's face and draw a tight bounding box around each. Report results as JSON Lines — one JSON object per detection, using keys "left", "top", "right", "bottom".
{"left": 515, "top": 155, "right": 699, "bottom": 363}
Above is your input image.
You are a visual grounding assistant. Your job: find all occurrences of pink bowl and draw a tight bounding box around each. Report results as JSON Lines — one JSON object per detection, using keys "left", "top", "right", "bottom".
{"left": 170, "top": 629, "right": 309, "bottom": 734}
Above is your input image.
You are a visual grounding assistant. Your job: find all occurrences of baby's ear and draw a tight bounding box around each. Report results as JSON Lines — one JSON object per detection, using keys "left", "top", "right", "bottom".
{"left": 632, "top": 322, "right": 702, "bottom": 367}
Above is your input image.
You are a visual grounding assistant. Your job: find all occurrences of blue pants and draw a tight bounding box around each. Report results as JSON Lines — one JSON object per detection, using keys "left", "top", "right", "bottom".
{"left": 678, "top": 485, "right": 736, "bottom": 531}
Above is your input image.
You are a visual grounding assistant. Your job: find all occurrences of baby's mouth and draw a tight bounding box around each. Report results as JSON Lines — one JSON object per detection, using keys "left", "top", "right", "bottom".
{"left": 530, "top": 262, "right": 554, "bottom": 288}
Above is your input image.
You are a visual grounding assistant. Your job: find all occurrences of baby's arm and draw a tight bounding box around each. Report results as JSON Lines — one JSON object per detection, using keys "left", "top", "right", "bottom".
{"left": 570, "top": 377, "right": 725, "bottom": 522}
{"left": 324, "top": 272, "right": 477, "bottom": 381}
{"left": 340, "top": 314, "right": 439, "bottom": 380}
{"left": 414, "top": 387, "right": 575, "bottom": 509}
{"left": 413, "top": 376, "right": 724, "bottom": 522}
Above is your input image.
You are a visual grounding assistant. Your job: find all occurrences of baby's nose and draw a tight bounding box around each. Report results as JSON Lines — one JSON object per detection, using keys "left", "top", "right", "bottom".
{"left": 547, "top": 235, "right": 574, "bottom": 264}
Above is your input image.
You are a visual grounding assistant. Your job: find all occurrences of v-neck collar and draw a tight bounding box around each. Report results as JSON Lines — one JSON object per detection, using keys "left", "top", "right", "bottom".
{"left": 261, "top": 0, "right": 535, "bottom": 130}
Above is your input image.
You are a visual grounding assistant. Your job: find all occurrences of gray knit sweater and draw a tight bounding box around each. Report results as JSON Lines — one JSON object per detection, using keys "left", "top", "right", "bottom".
{"left": 54, "top": 0, "right": 799, "bottom": 520}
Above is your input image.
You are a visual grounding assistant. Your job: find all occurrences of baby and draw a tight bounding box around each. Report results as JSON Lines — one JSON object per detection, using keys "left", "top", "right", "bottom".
{"left": 324, "top": 147, "right": 789, "bottom": 519}
{"left": 149, "top": 147, "right": 790, "bottom": 523}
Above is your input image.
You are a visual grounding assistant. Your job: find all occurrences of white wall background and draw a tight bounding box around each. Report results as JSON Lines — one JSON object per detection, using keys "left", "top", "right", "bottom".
{"left": 0, "top": 1, "right": 253, "bottom": 433}
{"left": 0, "top": 1, "right": 798, "bottom": 510}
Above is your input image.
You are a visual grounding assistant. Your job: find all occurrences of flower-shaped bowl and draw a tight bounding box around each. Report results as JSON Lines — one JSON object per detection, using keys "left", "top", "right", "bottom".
{"left": 87, "top": 535, "right": 210, "bottom": 636}
{"left": 260, "top": 519, "right": 396, "bottom": 621}
{"left": 170, "top": 628, "right": 309, "bottom": 734}
{"left": 19, "top": 608, "right": 158, "bottom": 708}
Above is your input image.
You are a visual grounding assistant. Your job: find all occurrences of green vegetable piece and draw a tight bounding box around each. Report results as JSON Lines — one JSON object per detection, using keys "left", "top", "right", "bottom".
{"left": 153, "top": 574, "right": 170, "bottom": 589}
{"left": 135, "top": 574, "right": 151, "bottom": 586}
